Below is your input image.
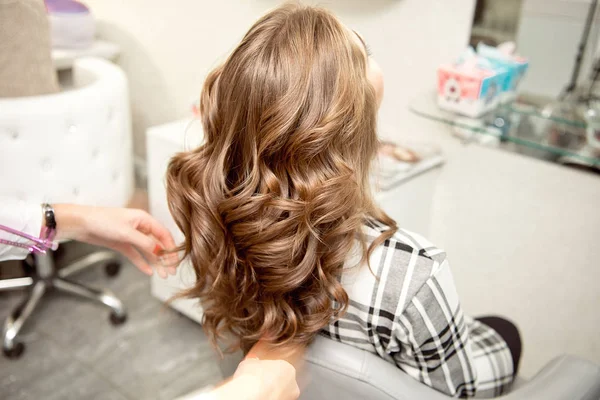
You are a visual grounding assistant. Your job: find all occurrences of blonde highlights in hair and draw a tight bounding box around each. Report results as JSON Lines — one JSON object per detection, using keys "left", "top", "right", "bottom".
{"left": 166, "top": 3, "right": 396, "bottom": 350}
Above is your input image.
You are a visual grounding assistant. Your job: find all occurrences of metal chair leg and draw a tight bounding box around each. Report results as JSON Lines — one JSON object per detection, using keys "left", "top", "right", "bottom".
{"left": 58, "top": 250, "right": 121, "bottom": 278}
{"left": 0, "top": 277, "right": 34, "bottom": 292}
{"left": 3, "top": 280, "right": 47, "bottom": 357}
{"left": 2, "top": 247, "right": 127, "bottom": 359}
{"left": 52, "top": 278, "right": 127, "bottom": 324}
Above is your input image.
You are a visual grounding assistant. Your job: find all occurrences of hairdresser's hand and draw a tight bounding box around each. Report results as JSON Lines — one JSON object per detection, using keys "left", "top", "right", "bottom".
{"left": 227, "top": 358, "right": 300, "bottom": 400}
{"left": 53, "top": 204, "right": 178, "bottom": 277}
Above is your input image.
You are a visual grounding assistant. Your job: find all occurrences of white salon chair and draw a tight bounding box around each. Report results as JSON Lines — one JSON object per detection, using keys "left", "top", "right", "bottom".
{"left": 298, "top": 335, "right": 600, "bottom": 400}
{"left": 0, "top": 58, "right": 134, "bottom": 358}
{"left": 207, "top": 335, "right": 600, "bottom": 400}
{"left": 172, "top": 333, "right": 600, "bottom": 400}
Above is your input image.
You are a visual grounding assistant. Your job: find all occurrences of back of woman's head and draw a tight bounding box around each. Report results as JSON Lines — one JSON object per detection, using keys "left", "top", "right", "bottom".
{"left": 167, "top": 2, "right": 392, "bottom": 350}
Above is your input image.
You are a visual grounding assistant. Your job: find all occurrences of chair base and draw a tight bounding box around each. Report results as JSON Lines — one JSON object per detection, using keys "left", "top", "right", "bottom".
{"left": 1, "top": 249, "right": 127, "bottom": 359}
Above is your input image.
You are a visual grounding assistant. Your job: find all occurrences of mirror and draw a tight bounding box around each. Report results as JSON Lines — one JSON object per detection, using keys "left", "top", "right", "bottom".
{"left": 469, "top": 0, "right": 600, "bottom": 99}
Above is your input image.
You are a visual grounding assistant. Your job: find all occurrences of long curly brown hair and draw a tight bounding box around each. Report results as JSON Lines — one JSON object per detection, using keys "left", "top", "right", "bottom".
{"left": 166, "top": 3, "right": 396, "bottom": 351}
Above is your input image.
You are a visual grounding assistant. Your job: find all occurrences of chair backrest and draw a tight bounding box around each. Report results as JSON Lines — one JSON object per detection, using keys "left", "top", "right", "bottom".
{"left": 300, "top": 335, "right": 449, "bottom": 400}
{"left": 0, "top": 58, "right": 133, "bottom": 207}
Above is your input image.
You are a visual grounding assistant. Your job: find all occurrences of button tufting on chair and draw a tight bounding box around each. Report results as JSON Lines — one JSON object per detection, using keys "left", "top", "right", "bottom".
{"left": 41, "top": 159, "right": 52, "bottom": 172}
{"left": 0, "top": 58, "right": 133, "bottom": 207}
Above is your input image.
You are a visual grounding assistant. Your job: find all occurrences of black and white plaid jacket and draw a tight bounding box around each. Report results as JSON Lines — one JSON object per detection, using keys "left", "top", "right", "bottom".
{"left": 322, "top": 219, "right": 514, "bottom": 398}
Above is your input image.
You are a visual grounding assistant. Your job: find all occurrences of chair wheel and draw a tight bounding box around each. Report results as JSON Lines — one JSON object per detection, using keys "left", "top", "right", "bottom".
{"left": 105, "top": 261, "right": 121, "bottom": 277}
{"left": 3, "top": 342, "right": 25, "bottom": 359}
{"left": 109, "top": 312, "right": 127, "bottom": 325}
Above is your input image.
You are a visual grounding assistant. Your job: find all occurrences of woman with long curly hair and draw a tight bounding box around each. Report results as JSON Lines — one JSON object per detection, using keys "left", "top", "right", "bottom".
{"left": 166, "top": 3, "right": 521, "bottom": 398}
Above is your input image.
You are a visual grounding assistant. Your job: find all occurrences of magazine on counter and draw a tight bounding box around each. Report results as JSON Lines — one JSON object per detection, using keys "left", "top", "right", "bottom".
{"left": 373, "top": 141, "right": 444, "bottom": 191}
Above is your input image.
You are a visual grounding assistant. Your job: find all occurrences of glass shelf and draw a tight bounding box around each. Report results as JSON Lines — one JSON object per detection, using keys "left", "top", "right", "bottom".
{"left": 409, "top": 91, "right": 600, "bottom": 169}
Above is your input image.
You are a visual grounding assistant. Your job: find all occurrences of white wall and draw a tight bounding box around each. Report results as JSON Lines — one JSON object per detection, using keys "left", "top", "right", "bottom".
{"left": 85, "top": 0, "right": 476, "bottom": 158}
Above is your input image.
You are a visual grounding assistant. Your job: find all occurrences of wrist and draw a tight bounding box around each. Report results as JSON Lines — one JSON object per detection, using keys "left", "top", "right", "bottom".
{"left": 53, "top": 204, "right": 84, "bottom": 241}
{"left": 213, "top": 374, "right": 261, "bottom": 400}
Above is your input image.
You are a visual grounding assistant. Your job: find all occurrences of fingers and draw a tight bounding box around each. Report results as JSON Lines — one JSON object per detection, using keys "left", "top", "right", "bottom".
{"left": 134, "top": 211, "right": 180, "bottom": 271}
{"left": 115, "top": 243, "right": 153, "bottom": 276}
{"left": 116, "top": 239, "right": 172, "bottom": 279}
{"left": 146, "top": 216, "right": 177, "bottom": 250}
{"left": 125, "top": 228, "right": 159, "bottom": 261}
{"left": 152, "top": 242, "right": 179, "bottom": 273}
{"left": 134, "top": 210, "right": 177, "bottom": 250}
{"left": 123, "top": 229, "right": 171, "bottom": 278}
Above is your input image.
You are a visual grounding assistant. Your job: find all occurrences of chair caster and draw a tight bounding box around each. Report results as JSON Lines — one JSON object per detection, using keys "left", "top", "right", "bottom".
{"left": 104, "top": 261, "right": 121, "bottom": 277}
{"left": 109, "top": 312, "right": 127, "bottom": 325}
{"left": 3, "top": 342, "right": 25, "bottom": 359}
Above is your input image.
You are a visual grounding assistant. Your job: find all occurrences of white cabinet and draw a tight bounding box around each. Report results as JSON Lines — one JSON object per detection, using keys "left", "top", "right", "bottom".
{"left": 147, "top": 120, "right": 204, "bottom": 323}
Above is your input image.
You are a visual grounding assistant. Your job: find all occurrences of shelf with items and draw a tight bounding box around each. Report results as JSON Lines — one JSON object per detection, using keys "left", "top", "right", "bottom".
{"left": 409, "top": 91, "right": 600, "bottom": 170}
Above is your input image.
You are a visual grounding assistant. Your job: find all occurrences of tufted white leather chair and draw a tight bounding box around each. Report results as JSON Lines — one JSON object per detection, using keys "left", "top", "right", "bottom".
{"left": 0, "top": 58, "right": 134, "bottom": 358}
